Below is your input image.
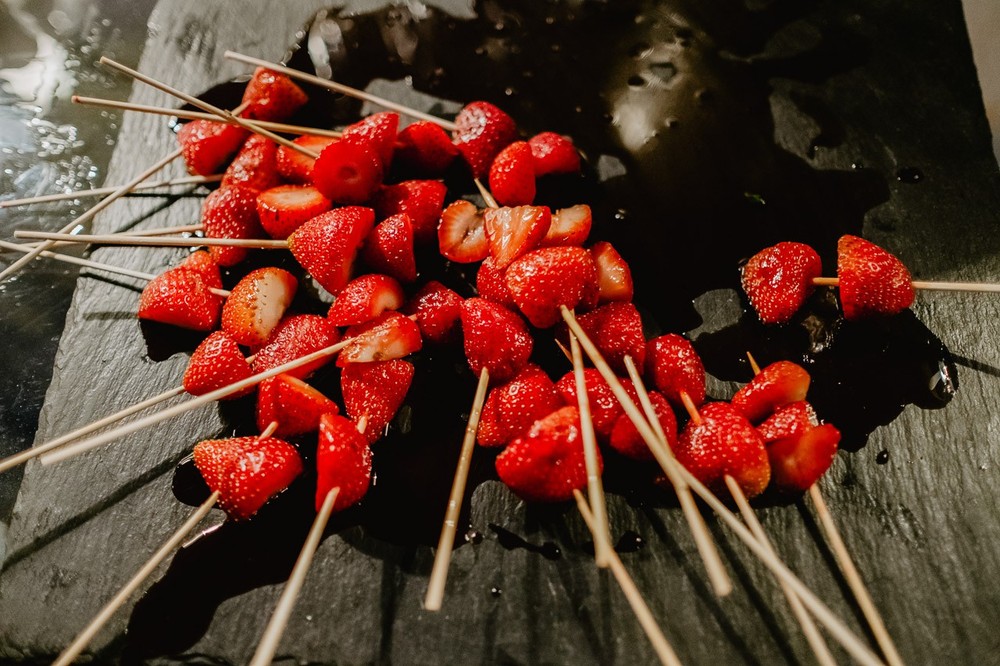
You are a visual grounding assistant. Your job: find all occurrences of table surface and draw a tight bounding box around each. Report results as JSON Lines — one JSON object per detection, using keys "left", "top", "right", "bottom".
{"left": 2, "top": 1, "right": 1000, "bottom": 664}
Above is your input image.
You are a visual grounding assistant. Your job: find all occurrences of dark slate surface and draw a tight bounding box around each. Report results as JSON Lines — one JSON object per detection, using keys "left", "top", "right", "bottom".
{"left": 2, "top": 0, "right": 1000, "bottom": 664}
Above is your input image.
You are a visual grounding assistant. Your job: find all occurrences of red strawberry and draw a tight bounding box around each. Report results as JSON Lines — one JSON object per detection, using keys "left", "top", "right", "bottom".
{"left": 193, "top": 435, "right": 303, "bottom": 521}
{"left": 256, "top": 185, "right": 332, "bottom": 240}
{"left": 483, "top": 205, "right": 551, "bottom": 269}
{"left": 460, "top": 298, "right": 533, "bottom": 382}
{"left": 528, "top": 132, "right": 581, "bottom": 176}
{"left": 475, "top": 256, "right": 516, "bottom": 307}
{"left": 837, "top": 234, "right": 914, "bottom": 320}
{"left": 252, "top": 314, "right": 341, "bottom": 380}
{"left": 138, "top": 267, "right": 222, "bottom": 331}
{"left": 542, "top": 205, "right": 592, "bottom": 247}
{"left": 555, "top": 367, "right": 638, "bottom": 437}
{"left": 645, "top": 334, "right": 706, "bottom": 409}
{"left": 495, "top": 406, "right": 598, "bottom": 503}
{"left": 183, "top": 331, "right": 253, "bottom": 398}
{"left": 327, "top": 273, "right": 405, "bottom": 326}
{"left": 571, "top": 302, "right": 646, "bottom": 374}
{"left": 177, "top": 119, "right": 249, "bottom": 176}
{"left": 438, "top": 200, "right": 488, "bottom": 263}
{"left": 506, "top": 246, "right": 598, "bottom": 328}
{"left": 256, "top": 374, "right": 339, "bottom": 438}
{"left": 337, "top": 311, "right": 422, "bottom": 366}
{"left": 672, "top": 402, "right": 770, "bottom": 498}
{"left": 276, "top": 135, "right": 337, "bottom": 184}
{"left": 731, "top": 360, "right": 811, "bottom": 424}
{"left": 477, "top": 364, "right": 563, "bottom": 447}
{"left": 373, "top": 180, "right": 447, "bottom": 242}
{"left": 221, "top": 267, "right": 298, "bottom": 347}
{"left": 489, "top": 141, "right": 536, "bottom": 206}
{"left": 311, "top": 139, "right": 383, "bottom": 204}
{"left": 341, "top": 359, "right": 414, "bottom": 443}
{"left": 362, "top": 213, "right": 417, "bottom": 283}
{"left": 395, "top": 120, "right": 459, "bottom": 174}
{"left": 757, "top": 401, "right": 819, "bottom": 443}
{"left": 403, "top": 280, "right": 463, "bottom": 344}
{"left": 201, "top": 185, "right": 266, "bottom": 267}
{"left": 241, "top": 67, "right": 309, "bottom": 122}
{"left": 340, "top": 111, "right": 399, "bottom": 168}
{"left": 590, "top": 241, "right": 634, "bottom": 304}
{"left": 287, "top": 206, "right": 375, "bottom": 294}
{"left": 315, "top": 413, "right": 372, "bottom": 511}
{"left": 221, "top": 134, "right": 280, "bottom": 192}
{"left": 609, "top": 390, "right": 676, "bottom": 461}
{"left": 177, "top": 251, "right": 223, "bottom": 291}
{"left": 767, "top": 422, "right": 840, "bottom": 493}
{"left": 452, "top": 101, "right": 518, "bottom": 179}
{"left": 741, "top": 242, "right": 822, "bottom": 324}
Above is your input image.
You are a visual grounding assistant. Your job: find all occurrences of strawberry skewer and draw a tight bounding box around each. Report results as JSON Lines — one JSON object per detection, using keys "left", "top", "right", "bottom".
{"left": 0, "top": 175, "right": 222, "bottom": 208}
{"left": 15, "top": 230, "right": 286, "bottom": 249}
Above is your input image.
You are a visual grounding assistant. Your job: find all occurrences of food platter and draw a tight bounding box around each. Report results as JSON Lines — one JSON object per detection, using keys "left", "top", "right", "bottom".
{"left": 2, "top": 0, "right": 1000, "bottom": 663}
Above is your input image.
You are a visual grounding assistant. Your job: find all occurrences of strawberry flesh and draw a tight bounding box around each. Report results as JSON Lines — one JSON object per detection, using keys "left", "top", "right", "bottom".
{"left": 311, "top": 138, "right": 383, "bottom": 204}
{"left": 337, "top": 311, "right": 422, "bottom": 366}
{"left": 542, "top": 204, "right": 592, "bottom": 247}
{"left": 483, "top": 205, "right": 551, "bottom": 268}
{"left": 256, "top": 185, "right": 332, "bottom": 240}
{"left": 590, "top": 241, "right": 634, "bottom": 304}
{"left": 438, "top": 199, "right": 488, "bottom": 263}
{"left": 327, "top": 273, "right": 405, "bottom": 326}
{"left": 221, "top": 267, "right": 298, "bottom": 347}
{"left": 276, "top": 135, "right": 336, "bottom": 184}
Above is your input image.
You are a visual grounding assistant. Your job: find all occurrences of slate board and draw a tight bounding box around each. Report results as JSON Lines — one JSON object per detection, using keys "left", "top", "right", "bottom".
{"left": 3, "top": 0, "right": 1000, "bottom": 664}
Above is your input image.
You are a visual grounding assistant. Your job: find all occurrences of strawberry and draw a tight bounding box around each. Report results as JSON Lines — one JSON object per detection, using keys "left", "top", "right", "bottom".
{"left": 276, "top": 135, "right": 337, "bottom": 184}
{"left": 256, "top": 184, "right": 333, "bottom": 240}
{"left": 403, "top": 280, "right": 463, "bottom": 344}
{"left": 438, "top": 200, "right": 488, "bottom": 263}
{"left": 373, "top": 180, "right": 447, "bottom": 242}
{"left": 201, "top": 185, "right": 266, "bottom": 267}
{"left": 590, "top": 241, "right": 634, "bottom": 304}
{"left": 837, "top": 234, "right": 914, "bottom": 320}
{"left": 138, "top": 266, "right": 222, "bottom": 331}
{"left": 327, "top": 273, "right": 405, "bottom": 326}
{"left": 311, "top": 138, "right": 383, "bottom": 204}
{"left": 241, "top": 67, "right": 309, "bottom": 122}
{"left": 221, "top": 134, "right": 280, "bottom": 192}
{"left": 489, "top": 141, "right": 536, "bottom": 206}
{"left": 193, "top": 435, "right": 303, "bottom": 521}
{"left": 757, "top": 401, "right": 819, "bottom": 442}
{"left": 315, "top": 413, "right": 372, "bottom": 511}
{"left": 452, "top": 101, "right": 518, "bottom": 179}
{"left": 340, "top": 111, "right": 399, "bottom": 168}
{"left": 177, "top": 251, "right": 223, "bottom": 291}
{"left": 183, "top": 331, "right": 253, "bottom": 398}
{"left": 341, "top": 359, "right": 414, "bottom": 443}
{"left": 484, "top": 205, "right": 551, "bottom": 268}
{"left": 395, "top": 120, "right": 459, "bottom": 174}
{"left": 505, "top": 246, "right": 598, "bottom": 328}
{"left": 460, "top": 298, "right": 533, "bottom": 382}
{"left": 177, "top": 119, "right": 249, "bottom": 176}
{"left": 609, "top": 390, "right": 676, "bottom": 461}
{"left": 256, "top": 374, "right": 339, "bottom": 438}
{"left": 645, "top": 334, "right": 706, "bottom": 409}
{"left": 571, "top": 302, "right": 645, "bottom": 374}
{"left": 221, "top": 267, "right": 298, "bottom": 347}
{"left": 672, "top": 402, "right": 770, "bottom": 498}
{"left": 731, "top": 360, "right": 811, "bottom": 424}
{"left": 741, "top": 242, "right": 822, "bottom": 325}
{"left": 767, "top": 422, "right": 840, "bottom": 493}
{"left": 477, "top": 364, "right": 563, "bottom": 447}
{"left": 252, "top": 314, "right": 341, "bottom": 380}
{"left": 362, "top": 213, "right": 417, "bottom": 283}
{"left": 495, "top": 406, "right": 598, "bottom": 503}
{"left": 555, "top": 367, "right": 638, "bottom": 437}
{"left": 337, "top": 311, "right": 422, "bottom": 366}
{"left": 287, "top": 206, "right": 375, "bottom": 295}
{"left": 475, "top": 256, "right": 516, "bottom": 307}
{"left": 528, "top": 132, "right": 581, "bottom": 176}
{"left": 542, "top": 205, "right": 592, "bottom": 248}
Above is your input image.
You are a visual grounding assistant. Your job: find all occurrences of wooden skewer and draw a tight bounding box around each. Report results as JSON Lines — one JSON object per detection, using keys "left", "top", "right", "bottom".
{"left": 20, "top": 222, "right": 205, "bottom": 249}
{"left": 224, "top": 51, "right": 458, "bottom": 131}
{"left": 473, "top": 179, "right": 498, "bottom": 209}
{"left": 573, "top": 490, "right": 683, "bottom": 666}
{"left": 813, "top": 276, "right": 1000, "bottom": 293}
{"left": 424, "top": 367, "right": 490, "bottom": 611}
{"left": 0, "top": 175, "right": 221, "bottom": 208}
{"left": 53, "top": 490, "right": 220, "bottom": 666}
{"left": 14, "top": 230, "right": 286, "bottom": 250}
{"left": 72, "top": 95, "right": 342, "bottom": 139}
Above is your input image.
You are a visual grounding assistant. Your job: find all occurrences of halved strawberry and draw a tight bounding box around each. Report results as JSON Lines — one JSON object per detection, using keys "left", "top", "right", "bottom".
{"left": 477, "top": 364, "right": 563, "bottom": 447}
{"left": 177, "top": 119, "right": 249, "bottom": 176}
{"left": 506, "top": 246, "right": 598, "bottom": 328}
{"left": 362, "top": 213, "right": 417, "bottom": 282}
{"left": 645, "top": 334, "right": 706, "bottom": 409}
{"left": 201, "top": 185, "right": 266, "bottom": 267}
{"left": 337, "top": 311, "right": 422, "bottom": 366}
{"left": 741, "top": 242, "right": 822, "bottom": 325}
{"left": 484, "top": 205, "right": 551, "bottom": 268}
{"left": 590, "top": 241, "right": 634, "bottom": 304}
{"left": 221, "top": 267, "right": 298, "bottom": 347}
{"left": 340, "top": 111, "right": 399, "bottom": 168}
{"left": 731, "top": 360, "right": 811, "bottom": 424}
{"left": 311, "top": 138, "right": 383, "bottom": 204}
{"left": 609, "top": 390, "right": 676, "bottom": 461}
{"left": 489, "top": 141, "right": 536, "bottom": 206}
{"left": 288, "top": 206, "right": 375, "bottom": 295}
{"left": 256, "top": 185, "right": 332, "bottom": 240}
{"left": 193, "top": 435, "right": 303, "bottom": 521}
{"left": 276, "top": 135, "right": 337, "bottom": 184}
{"left": 460, "top": 298, "right": 533, "bottom": 382}
{"left": 475, "top": 256, "right": 516, "bottom": 307}
{"left": 555, "top": 367, "right": 638, "bottom": 437}
{"left": 438, "top": 200, "right": 488, "bottom": 263}
{"left": 373, "top": 180, "right": 447, "bottom": 242}
{"left": 178, "top": 251, "right": 223, "bottom": 291}
{"left": 251, "top": 314, "right": 341, "bottom": 380}
{"left": 542, "top": 205, "right": 592, "bottom": 247}
{"left": 327, "top": 274, "right": 405, "bottom": 326}
{"left": 767, "top": 422, "right": 840, "bottom": 493}
{"left": 495, "top": 406, "right": 598, "bottom": 503}
{"left": 395, "top": 120, "right": 459, "bottom": 174}
{"left": 452, "top": 101, "right": 518, "bottom": 179}
{"left": 241, "top": 67, "right": 309, "bottom": 122}
{"left": 837, "top": 234, "right": 914, "bottom": 320}
{"left": 757, "top": 401, "right": 819, "bottom": 443}
{"left": 256, "top": 374, "right": 339, "bottom": 437}
{"left": 183, "top": 331, "right": 253, "bottom": 398}
{"left": 138, "top": 267, "right": 221, "bottom": 331}
{"left": 341, "top": 359, "right": 414, "bottom": 443}
{"left": 221, "top": 134, "right": 280, "bottom": 192}
{"left": 570, "top": 302, "right": 645, "bottom": 374}
{"left": 316, "top": 413, "right": 372, "bottom": 511}
{"left": 403, "top": 280, "right": 463, "bottom": 344}
{"left": 528, "top": 132, "right": 581, "bottom": 176}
